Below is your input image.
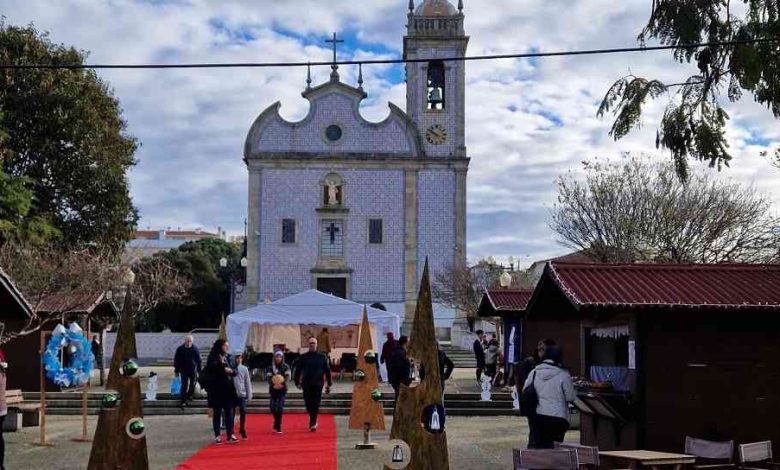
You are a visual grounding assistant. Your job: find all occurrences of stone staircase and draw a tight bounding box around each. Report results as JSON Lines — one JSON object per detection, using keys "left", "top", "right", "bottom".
{"left": 25, "top": 391, "right": 518, "bottom": 417}
{"left": 439, "top": 344, "right": 477, "bottom": 369}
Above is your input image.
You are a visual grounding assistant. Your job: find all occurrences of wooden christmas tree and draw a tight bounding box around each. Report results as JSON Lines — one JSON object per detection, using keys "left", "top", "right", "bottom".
{"left": 88, "top": 291, "right": 149, "bottom": 470}
{"left": 217, "top": 313, "right": 227, "bottom": 341}
{"left": 348, "top": 306, "right": 385, "bottom": 447}
{"left": 386, "top": 258, "right": 448, "bottom": 470}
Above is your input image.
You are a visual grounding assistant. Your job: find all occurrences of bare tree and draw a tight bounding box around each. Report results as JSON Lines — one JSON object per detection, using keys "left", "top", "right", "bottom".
{"left": 432, "top": 258, "right": 514, "bottom": 327}
{"left": 0, "top": 242, "right": 189, "bottom": 344}
{"left": 551, "top": 155, "right": 780, "bottom": 264}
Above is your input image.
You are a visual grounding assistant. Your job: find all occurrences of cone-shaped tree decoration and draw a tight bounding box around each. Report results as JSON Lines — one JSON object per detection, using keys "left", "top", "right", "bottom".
{"left": 349, "top": 307, "right": 385, "bottom": 432}
{"left": 88, "top": 290, "right": 149, "bottom": 470}
{"left": 106, "top": 292, "right": 138, "bottom": 389}
{"left": 217, "top": 313, "right": 227, "bottom": 341}
{"left": 386, "top": 258, "right": 448, "bottom": 470}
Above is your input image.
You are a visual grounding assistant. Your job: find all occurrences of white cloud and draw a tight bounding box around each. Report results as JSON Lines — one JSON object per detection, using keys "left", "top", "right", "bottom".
{"left": 3, "top": 0, "right": 779, "bottom": 263}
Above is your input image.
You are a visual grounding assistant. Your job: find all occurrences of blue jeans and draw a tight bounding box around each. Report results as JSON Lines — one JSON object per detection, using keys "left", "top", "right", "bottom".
{"left": 270, "top": 394, "right": 285, "bottom": 430}
{"left": 237, "top": 397, "right": 248, "bottom": 433}
{"left": 212, "top": 405, "right": 235, "bottom": 438}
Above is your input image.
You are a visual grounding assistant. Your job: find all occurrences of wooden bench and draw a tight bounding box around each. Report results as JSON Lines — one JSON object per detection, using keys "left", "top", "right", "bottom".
{"left": 4, "top": 389, "right": 41, "bottom": 432}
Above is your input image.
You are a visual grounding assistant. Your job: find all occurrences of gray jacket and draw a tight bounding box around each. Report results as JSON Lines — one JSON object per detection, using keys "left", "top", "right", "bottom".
{"left": 523, "top": 360, "right": 576, "bottom": 421}
{"left": 485, "top": 344, "right": 500, "bottom": 365}
{"left": 232, "top": 364, "right": 253, "bottom": 400}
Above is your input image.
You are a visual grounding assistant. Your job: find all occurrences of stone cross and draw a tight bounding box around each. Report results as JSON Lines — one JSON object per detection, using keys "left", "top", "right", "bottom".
{"left": 325, "top": 32, "right": 344, "bottom": 76}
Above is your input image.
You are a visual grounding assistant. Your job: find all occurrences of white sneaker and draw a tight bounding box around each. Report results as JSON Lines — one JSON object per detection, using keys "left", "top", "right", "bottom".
{"left": 214, "top": 436, "right": 222, "bottom": 445}
{"left": 228, "top": 435, "right": 239, "bottom": 444}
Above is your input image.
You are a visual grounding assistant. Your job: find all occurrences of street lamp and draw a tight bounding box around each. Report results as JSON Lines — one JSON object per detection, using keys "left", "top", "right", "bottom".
{"left": 219, "top": 257, "right": 228, "bottom": 268}
{"left": 499, "top": 271, "right": 512, "bottom": 289}
{"left": 508, "top": 256, "right": 516, "bottom": 271}
{"left": 240, "top": 257, "right": 248, "bottom": 268}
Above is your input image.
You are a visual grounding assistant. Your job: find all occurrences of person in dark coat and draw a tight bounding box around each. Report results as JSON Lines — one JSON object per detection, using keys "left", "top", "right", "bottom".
{"left": 173, "top": 335, "right": 202, "bottom": 407}
{"left": 473, "top": 330, "right": 487, "bottom": 384}
{"left": 418, "top": 345, "right": 455, "bottom": 392}
{"left": 379, "top": 332, "right": 398, "bottom": 382}
{"left": 91, "top": 334, "right": 104, "bottom": 386}
{"left": 516, "top": 339, "right": 556, "bottom": 397}
{"left": 387, "top": 335, "right": 412, "bottom": 402}
{"left": 204, "top": 339, "right": 238, "bottom": 444}
{"left": 294, "top": 337, "right": 332, "bottom": 432}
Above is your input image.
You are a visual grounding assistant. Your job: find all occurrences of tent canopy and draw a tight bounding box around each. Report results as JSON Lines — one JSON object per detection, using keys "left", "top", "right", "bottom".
{"left": 226, "top": 290, "right": 401, "bottom": 353}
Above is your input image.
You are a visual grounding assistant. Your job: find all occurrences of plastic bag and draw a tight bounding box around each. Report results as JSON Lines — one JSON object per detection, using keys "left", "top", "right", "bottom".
{"left": 170, "top": 376, "right": 182, "bottom": 395}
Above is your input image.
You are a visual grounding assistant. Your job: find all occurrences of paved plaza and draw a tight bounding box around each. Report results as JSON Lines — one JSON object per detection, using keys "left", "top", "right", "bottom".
{"left": 5, "top": 414, "right": 579, "bottom": 469}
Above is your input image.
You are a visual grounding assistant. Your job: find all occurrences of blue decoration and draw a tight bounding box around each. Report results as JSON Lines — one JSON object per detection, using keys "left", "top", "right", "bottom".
{"left": 42, "top": 323, "right": 95, "bottom": 388}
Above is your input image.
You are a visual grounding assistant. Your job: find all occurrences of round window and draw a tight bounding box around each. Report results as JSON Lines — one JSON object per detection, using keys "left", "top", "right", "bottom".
{"left": 325, "top": 125, "right": 343, "bottom": 142}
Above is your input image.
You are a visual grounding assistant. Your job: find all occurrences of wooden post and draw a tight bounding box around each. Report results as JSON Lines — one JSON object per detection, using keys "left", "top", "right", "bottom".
{"left": 72, "top": 318, "right": 91, "bottom": 442}
{"left": 34, "top": 329, "right": 53, "bottom": 447}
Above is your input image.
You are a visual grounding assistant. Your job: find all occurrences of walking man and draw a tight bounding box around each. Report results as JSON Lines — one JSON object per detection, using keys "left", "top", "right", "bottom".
{"left": 473, "top": 330, "right": 486, "bottom": 385}
{"left": 294, "top": 337, "right": 332, "bottom": 431}
{"left": 387, "top": 335, "right": 412, "bottom": 403}
{"left": 174, "top": 335, "right": 201, "bottom": 407}
{"left": 91, "top": 334, "right": 104, "bottom": 386}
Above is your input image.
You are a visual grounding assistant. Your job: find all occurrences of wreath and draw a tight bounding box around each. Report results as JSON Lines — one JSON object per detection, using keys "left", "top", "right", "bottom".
{"left": 42, "top": 323, "right": 95, "bottom": 388}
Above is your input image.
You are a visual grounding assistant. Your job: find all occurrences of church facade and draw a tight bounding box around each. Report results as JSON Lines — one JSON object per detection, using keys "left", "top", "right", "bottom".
{"left": 243, "top": 0, "right": 469, "bottom": 336}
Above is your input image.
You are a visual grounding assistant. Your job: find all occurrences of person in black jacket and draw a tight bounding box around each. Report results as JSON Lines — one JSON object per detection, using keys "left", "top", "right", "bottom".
{"left": 473, "top": 330, "right": 486, "bottom": 384}
{"left": 204, "top": 339, "right": 238, "bottom": 444}
{"left": 294, "top": 337, "right": 332, "bottom": 431}
{"left": 387, "top": 335, "right": 412, "bottom": 402}
{"left": 418, "top": 345, "right": 455, "bottom": 393}
{"left": 173, "top": 335, "right": 202, "bottom": 407}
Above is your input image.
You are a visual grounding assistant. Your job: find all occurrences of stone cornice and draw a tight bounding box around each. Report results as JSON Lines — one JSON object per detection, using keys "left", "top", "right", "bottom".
{"left": 245, "top": 156, "right": 470, "bottom": 171}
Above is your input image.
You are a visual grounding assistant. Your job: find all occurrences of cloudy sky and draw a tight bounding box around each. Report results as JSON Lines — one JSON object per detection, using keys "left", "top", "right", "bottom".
{"left": 4, "top": 0, "right": 779, "bottom": 267}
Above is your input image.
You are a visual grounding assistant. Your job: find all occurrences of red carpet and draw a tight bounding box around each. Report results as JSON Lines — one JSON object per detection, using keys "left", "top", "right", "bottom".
{"left": 177, "top": 414, "right": 337, "bottom": 470}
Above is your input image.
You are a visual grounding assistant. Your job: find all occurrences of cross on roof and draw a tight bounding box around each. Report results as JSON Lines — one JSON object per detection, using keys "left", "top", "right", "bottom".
{"left": 325, "top": 32, "right": 344, "bottom": 76}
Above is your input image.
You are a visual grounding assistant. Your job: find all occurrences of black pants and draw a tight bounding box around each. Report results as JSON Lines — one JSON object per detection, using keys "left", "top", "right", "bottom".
{"left": 0, "top": 415, "right": 4, "bottom": 470}
{"left": 270, "top": 395, "right": 286, "bottom": 431}
{"left": 302, "top": 386, "right": 323, "bottom": 426}
{"left": 476, "top": 364, "right": 484, "bottom": 381}
{"left": 180, "top": 373, "right": 196, "bottom": 404}
{"left": 527, "top": 414, "right": 570, "bottom": 449}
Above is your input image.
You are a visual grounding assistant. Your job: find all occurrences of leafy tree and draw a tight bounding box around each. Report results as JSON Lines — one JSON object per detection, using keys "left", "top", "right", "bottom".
{"left": 0, "top": 169, "right": 59, "bottom": 245}
{"left": 139, "top": 239, "right": 240, "bottom": 332}
{"left": 0, "top": 22, "right": 137, "bottom": 251}
{"left": 550, "top": 155, "right": 780, "bottom": 263}
{"left": 598, "top": 0, "right": 780, "bottom": 180}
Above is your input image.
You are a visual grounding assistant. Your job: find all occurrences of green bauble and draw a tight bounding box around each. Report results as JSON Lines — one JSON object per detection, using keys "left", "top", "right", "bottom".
{"left": 354, "top": 369, "right": 366, "bottom": 381}
{"left": 371, "top": 389, "right": 382, "bottom": 402}
{"left": 121, "top": 359, "right": 139, "bottom": 377}
{"left": 364, "top": 350, "right": 378, "bottom": 364}
{"left": 126, "top": 418, "right": 146, "bottom": 439}
{"left": 101, "top": 392, "right": 119, "bottom": 408}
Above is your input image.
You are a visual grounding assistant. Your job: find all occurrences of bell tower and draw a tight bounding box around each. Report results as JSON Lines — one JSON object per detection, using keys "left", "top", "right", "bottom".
{"left": 404, "top": 0, "right": 469, "bottom": 157}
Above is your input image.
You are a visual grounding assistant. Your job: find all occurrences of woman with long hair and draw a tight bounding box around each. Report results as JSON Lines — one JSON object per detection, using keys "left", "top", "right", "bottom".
{"left": 204, "top": 339, "right": 238, "bottom": 444}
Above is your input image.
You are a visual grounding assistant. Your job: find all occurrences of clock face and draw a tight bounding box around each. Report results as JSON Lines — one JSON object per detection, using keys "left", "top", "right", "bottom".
{"left": 425, "top": 124, "right": 447, "bottom": 145}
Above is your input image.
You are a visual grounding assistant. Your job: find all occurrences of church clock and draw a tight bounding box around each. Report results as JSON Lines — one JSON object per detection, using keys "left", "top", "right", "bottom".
{"left": 425, "top": 124, "right": 447, "bottom": 145}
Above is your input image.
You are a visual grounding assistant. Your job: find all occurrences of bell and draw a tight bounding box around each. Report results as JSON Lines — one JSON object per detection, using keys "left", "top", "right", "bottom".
{"left": 101, "top": 391, "right": 120, "bottom": 409}
{"left": 354, "top": 369, "right": 366, "bottom": 381}
{"left": 392, "top": 444, "right": 404, "bottom": 463}
{"left": 364, "top": 351, "right": 377, "bottom": 364}
{"left": 126, "top": 417, "right": 146, "bottom": 439}
{"left": 428, "top": 88, "right": 443, "bottom": 108}
{"left": 121, "top": 359, "right": 139, "bottom": 377}
{"left": 371, "top": 389, "right": 382, "bottom": 402}
{"left": 430, "top": 407, "right": 440, "bottom": 431}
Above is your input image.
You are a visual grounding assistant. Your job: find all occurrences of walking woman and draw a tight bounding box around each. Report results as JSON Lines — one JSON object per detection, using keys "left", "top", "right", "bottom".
{"left": 205, "top": 339, "right": 239, "bottom": 444}
{"left": 0, "top": 349, "right": 7, "bottom": 470}
{"left": 267, "top": 350, "right": 291, "bottom": 434}
{"left": 522, "top": 345, "right": 576, "bottom": 448}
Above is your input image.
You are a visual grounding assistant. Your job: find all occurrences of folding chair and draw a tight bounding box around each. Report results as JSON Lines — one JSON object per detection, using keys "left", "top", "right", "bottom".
{"left": 685, "top": 436, "right": 735, "bottom": 469}
{"left": 338, "top": 352, "right": 357, "bottom": 380}
{"left": 556, "top": 442, "right": 600, "bottom": 469}
{"left": 739, "top": 441, "right": 778, "bottom": 470}
{"left": 513, "top": 448, "right": 579, "bottom": 470}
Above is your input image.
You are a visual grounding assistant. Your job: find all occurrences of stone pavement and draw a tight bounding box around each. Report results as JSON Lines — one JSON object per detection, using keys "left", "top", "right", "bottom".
{"left": 5, "top": 414, "right": 580, "bottom": 469}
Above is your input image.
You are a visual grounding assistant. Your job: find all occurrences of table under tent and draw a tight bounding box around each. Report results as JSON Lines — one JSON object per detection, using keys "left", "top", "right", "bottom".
{"left": 226, "top": 290, "right": 401, "bottom": 379}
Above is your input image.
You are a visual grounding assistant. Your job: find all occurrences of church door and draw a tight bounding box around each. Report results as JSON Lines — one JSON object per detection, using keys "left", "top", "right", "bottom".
{"left": 317, "top": 278, "right": 347, "bottom": 299}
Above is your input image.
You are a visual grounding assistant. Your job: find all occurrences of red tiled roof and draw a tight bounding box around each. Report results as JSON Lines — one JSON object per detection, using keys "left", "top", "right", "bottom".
{"left": 546, "top": 262, "right": 780, "bottom": 309}
{"left": 487, "top": 289, "right": 534, "bottom": 311}
{"left": 33, "top": 292, "right": 109, "bottom": 314}
{"left": 477, "top": 289, "right": 534, "bottom": 316}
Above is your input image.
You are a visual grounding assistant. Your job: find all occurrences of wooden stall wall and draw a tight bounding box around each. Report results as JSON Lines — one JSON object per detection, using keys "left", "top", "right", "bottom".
{"left": 522, "top": 319, "right": 584, "bottom": 377}
{"left": 642, "top": 310, "right": 780, "bottom": 455}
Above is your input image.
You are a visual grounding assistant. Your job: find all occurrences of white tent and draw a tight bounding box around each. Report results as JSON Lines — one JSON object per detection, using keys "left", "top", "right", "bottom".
{"left": 226, "top": 290, "right": 401, "bottom": 355}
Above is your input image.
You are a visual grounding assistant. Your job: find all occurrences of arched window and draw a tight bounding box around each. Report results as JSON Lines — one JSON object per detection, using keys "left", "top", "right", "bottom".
{"left": 427, "top": 60, "right": 445, "bottom": 110}
{"left": 322, "top": 173, "right": 344, "bottom": 206}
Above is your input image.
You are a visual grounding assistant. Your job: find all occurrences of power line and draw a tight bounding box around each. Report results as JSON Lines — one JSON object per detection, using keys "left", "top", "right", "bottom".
{"left": 1, "top": 38, "right": 777, "bottom": 70}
